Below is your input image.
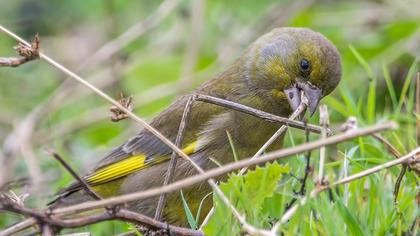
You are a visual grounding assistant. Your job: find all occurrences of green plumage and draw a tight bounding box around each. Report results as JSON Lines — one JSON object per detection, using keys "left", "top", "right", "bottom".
{"left": 51, "top": 27, "right": 342, "bottom": 226}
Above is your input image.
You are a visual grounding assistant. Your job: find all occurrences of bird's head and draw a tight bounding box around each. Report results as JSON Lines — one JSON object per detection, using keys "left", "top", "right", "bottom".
{"left": 242, "top": 27, "right": 342, "bottom": 116}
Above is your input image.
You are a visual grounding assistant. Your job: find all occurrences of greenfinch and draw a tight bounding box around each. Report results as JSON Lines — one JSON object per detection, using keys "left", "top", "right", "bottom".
{"left": 51, "top": 27, "right": 342, "bottom": 226}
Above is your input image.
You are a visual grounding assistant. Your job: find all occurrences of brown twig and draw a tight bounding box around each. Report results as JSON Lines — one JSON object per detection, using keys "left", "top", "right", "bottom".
{"left": 155, "top": 96, "right": 194, "bottom": 220}
{"left": 0, "top": 196, "right": 203, "bottom": 236}
{"left": 372, "top": 133, "right": 402, "bottom": 158}
{"left": 110, "top": 91, "right": 133, "bottom": 122}
{"left": 370, "top": 133, "right": 406, "bottom": 203}
{"left": 393, "top": 165, "right": 407, "bottom": 203}
{"left": 46, "top": 149, "right": 101, "bottom": 201}
{"left": 0, "top": 34, "right": 40, "bottom": 67}
{"left": 194, "top": 94, "right": 327, "bottom": 135}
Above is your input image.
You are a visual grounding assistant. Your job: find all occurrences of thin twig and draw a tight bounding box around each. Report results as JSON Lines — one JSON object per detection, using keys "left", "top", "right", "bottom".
{"left": 326, "top": 148, "right": 419, "bottom": 188}
{"left": 155, "top": 96, "right": 194, "bottom": 220}
{"left": 317, "top": 105, "right": 329, "bottom": 184}
{"left": 0, "top": 34, "right": 40, "bottom": 67}
{"left": 194, "top": 94, "right": 327, "bottom": 135}
{"left": 372, "top": 133, "right": 402, "bottom": 158}
{"left": 241, "top": 93, "right": 308, "bottom": 175}
{"left": 393, "top": 165, "right": 407, "bottom": 203}
{"left": 370, "top": 134, "right": 407, "bottom": 203}
{"left": 285, "top": 122, "right": 312, "bottom": 210}
{"left": 0, "top": 196, "right": 203, "bottom": 236}
{"left": 46, "top": 149, "right": 101, "bottom": 200}
{"left": 0, "top": 218, "right": 37, "bottom": 236}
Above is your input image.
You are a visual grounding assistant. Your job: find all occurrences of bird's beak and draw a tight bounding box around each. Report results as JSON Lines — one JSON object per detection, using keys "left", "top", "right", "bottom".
{"left": 284, "top": 82, "right": 322, "bottom": 116}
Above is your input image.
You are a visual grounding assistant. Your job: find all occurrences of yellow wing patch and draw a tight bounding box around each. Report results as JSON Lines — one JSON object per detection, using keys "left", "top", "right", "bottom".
{"left": 86, "top": 142, "right": 197, "bottom": 185}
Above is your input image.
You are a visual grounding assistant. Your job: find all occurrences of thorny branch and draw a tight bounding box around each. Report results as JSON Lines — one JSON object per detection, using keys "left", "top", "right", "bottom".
{"left": 0, "top": 34, "right": 40, "bottom": 67}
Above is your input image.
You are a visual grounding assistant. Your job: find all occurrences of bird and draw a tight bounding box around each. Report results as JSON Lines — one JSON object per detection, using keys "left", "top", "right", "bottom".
{"left": 50, "top": 27, "right": 342, "bottom": 226}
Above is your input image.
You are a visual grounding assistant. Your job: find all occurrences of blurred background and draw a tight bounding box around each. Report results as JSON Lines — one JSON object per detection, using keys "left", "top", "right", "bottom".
{"left": 0, "top": 0, "right": 419, "bottom": 234}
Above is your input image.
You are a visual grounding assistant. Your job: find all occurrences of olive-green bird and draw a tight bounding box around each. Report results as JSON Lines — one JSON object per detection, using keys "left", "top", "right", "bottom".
{"left": 51, "top": 27, "right": 342, "bottom": 226}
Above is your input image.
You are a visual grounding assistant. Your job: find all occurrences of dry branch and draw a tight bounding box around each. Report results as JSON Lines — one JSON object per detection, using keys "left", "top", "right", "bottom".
{"left": 194, "top": 94, "right": 328, "bottom": 135}
{"left": 110, "top": 92, "right": 133, "bottom": 122}
{"left": 0, "top": 34, "right": 39, "bottom": 67}
{"left": 317, "top": 105, "right": 329, "bottom": 184}
{"left": 47, "top": 150, "right": 101, "bottom": 201}
{"left": 0, "top": 196, "right": 202, "bottom": 236}
{"left": 155, "top": 96, "right": 194, "bottom": 220}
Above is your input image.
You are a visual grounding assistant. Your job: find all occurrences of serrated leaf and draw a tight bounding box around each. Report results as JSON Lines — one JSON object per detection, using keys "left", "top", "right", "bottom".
{"left": 202, "top": 162, "right": 289, "bottom": 235}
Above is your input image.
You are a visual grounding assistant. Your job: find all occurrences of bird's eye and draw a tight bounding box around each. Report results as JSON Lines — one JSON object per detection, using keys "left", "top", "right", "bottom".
{"left": 299, "top": 58, "right": 310, "bottom": 72}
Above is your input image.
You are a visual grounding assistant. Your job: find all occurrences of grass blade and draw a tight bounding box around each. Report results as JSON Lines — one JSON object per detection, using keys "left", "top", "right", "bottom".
{"left": 180, "top": 190, "right": 197, "bottom": 229}
{"left": 382, "top": 62, "right": 398, "bottom": 109}
{"left": 396, "top": 59, "right": 418, "bottom": 114}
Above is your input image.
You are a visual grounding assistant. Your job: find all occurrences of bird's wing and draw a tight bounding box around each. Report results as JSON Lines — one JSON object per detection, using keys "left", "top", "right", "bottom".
{"left": 85, "top": 136, "right": 197, "bottom": 186}
{"left": 53, "top": 136, "right": 197, "bottom": 201}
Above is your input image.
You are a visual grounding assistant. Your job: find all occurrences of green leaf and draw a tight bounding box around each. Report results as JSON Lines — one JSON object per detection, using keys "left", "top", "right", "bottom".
{"left": 202, "top": 162, "right": 289, "bottom": 235}
{"left": 180, "top": 190, "right": 197, "bottom": 229}
{"left": 226, "top": 130, "right": 239, "bottom": 162}
{"left": 195, "top": 192, "right": 213, "bottom": 225}
{"left": 348, "top": 44, "right": 374, "bottom": 79}
{"left": 366, "top": 78, "right": 376, "bottom": 123}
